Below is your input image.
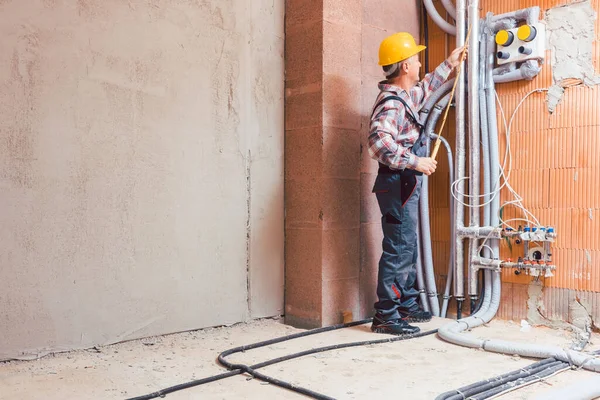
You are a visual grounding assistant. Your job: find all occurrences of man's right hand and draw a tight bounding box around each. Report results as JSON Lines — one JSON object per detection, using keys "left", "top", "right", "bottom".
{"left": 415, "top": 157, "right": 437, "bottom": 176}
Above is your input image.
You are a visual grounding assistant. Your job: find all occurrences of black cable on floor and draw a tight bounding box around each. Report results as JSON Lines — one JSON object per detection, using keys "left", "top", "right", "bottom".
{"left": 127, "top": 319, "right": 438, "bottom": 400}
{"left": 472, "top": 362, "right": 571, "bottom": 400}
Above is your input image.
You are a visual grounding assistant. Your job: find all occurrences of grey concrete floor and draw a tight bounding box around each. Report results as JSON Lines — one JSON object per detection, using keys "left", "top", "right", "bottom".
{"left": 1, "top": 317, "right": 599, "bottom": 399}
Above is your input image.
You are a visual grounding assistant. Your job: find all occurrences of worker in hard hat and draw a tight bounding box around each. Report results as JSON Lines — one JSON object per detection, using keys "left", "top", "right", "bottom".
{"left": 368, "top": 32, "right": 466, "bottom": 335}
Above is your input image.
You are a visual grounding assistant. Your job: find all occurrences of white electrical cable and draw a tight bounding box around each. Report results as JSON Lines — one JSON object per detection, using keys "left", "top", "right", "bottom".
{"left": 496, "top": 89, "right": 547, "bottom": 229}
{"left": 450, "top": 89, "right": 547, "bottom": 215}
{"left": 450, "top": 88, "right": 548, "bottom": 250}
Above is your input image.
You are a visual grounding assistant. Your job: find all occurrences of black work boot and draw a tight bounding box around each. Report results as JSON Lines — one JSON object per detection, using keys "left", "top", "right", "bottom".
{"left": 400, "top": 308, "right": 432, "bottom": 323}
{"left": 371, "top": 313, "right": 420, "bottom": 335}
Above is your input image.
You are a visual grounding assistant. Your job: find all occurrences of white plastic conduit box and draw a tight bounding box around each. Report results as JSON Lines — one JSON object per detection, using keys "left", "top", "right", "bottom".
{"left": 495, "top": 22, "right": 546, "bottom": 65}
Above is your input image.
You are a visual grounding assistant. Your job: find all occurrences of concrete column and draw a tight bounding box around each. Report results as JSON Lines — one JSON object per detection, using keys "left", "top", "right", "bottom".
{"left": 285, "top": 0, "right": 420, "bottom": 328}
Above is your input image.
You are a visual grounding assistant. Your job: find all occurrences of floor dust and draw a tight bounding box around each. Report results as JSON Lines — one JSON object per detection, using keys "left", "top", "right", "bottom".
{"left": 1, "top": 317, "right": 599, "bottom": 399}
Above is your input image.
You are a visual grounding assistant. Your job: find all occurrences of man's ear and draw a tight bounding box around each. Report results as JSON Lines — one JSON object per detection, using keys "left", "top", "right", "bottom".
{"left": 402, "top": 61, "right": 410, "bottom": 73}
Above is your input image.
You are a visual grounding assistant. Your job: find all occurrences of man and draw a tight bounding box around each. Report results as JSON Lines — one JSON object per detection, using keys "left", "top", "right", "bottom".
{"left": 368, "top": 32, "right": 466, "bottom": 335}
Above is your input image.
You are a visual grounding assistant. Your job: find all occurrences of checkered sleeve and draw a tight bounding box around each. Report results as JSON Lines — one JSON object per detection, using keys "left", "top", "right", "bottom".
{"left": 410, "top": 60, "right": 453, "bottom": 109}
{"left": 368, "top": 100, "right": 418, "bottom": 170}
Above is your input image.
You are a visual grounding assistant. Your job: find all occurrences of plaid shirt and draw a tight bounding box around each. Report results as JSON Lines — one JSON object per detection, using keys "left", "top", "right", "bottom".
{"left": 368, "top": 60, "right": 453, "bottom": 170}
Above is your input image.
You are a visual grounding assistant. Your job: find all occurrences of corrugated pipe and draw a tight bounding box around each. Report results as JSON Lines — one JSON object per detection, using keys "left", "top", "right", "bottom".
{"left": 477, "top": 24, "right": 491, "bottom": 317}
{"left": 441, "top": 0, "right": 457, "bottom": 19}
{"left": 422, "top": 94, "right": 455, "bottom": 318}
{"left": 439, "top": 6, "right": 600, "bottom": 380}
{"left": 490, "top": 6, "right": 540, "bottom": 26}
{"left": 415, "top": 224, "right": 431, "bottom": 313}
{"left": 418, "top": 79, "right": 458, "bottom": 317}
{"left": 534, "top": 376, "right": 600, "bottom": 400}
{"left": 494, "top": 59, "right": 542, "bottom": 83}
{"left": 419, "top": 176, "right": 440, "bottom": 316}
{"left": 435, "top": 358, "right": 567, "bottom": 400}
{"left": 423, "top": 0, "right": 457, "bottom": 35}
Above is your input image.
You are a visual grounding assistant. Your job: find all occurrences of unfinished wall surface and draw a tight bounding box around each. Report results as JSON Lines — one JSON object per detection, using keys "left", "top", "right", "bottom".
{"left": 0, "top": 0, "right": 284, "bottom": 360}
{"left": 424, "top": 0, "right": 600, "bottom": 329}
{"left": 285, "top": 0, "right": 420, "bottom": 327}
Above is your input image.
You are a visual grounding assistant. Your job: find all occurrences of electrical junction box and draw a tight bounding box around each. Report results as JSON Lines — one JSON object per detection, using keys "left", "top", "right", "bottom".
{"left": 495, "top": 22, "right": 546, "bottom": 65}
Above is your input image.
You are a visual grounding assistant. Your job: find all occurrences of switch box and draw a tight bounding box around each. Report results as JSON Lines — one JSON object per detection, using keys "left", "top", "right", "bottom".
{"left": 495, "top": 22, "right": 546, "bottom": 65}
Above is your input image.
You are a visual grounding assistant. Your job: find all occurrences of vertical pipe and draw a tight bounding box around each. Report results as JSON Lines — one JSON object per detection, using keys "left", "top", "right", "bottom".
{"left": 476, "top": 26, "right": 490, "bottom": 316}
{"left": 420, "top": 177, "right": 441, "bottom": 316}
{"left": 416, "top": 222, "right": 431, "bottom": 312}
{"left": 468, "top": 2, "right": 481, "bottom": 304}
{"left": 486, "top": 19, "right": 501, "bottom": 293}
{"left": 454, "top": 0, "right": 467, "bottom": 310}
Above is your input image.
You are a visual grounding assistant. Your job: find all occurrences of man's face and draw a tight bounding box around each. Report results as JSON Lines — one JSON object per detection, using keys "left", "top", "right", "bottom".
{"left": 407, "top": 56, "right": 421, "bottom": 84}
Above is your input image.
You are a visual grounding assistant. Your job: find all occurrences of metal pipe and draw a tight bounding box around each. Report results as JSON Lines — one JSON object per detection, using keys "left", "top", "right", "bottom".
{"left": 423, "top": 0, "right": 457, "bottom": 36}
{"left": 467, "top": 1, "right": 481, "bottom": 308}
{"left": 454, "top": 0, "right": 467, "bottom": 305}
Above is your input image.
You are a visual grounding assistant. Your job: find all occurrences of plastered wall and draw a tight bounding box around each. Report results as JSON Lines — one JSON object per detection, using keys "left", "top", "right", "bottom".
{"left": 0, "top": 0, "right": 284, "bottom": 360}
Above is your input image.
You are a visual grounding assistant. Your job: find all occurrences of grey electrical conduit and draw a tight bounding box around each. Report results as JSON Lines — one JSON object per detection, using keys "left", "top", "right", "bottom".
{"left": 467, "top": 7, "right": 481, "bottom": 305}
{"left": 533, "top": 375, "right": 600, "bottom": 400}
{"left": 453, "top": 0, "right": 467, "bottom": 315}
{"left": 418, "top": 171, "right": 440, "bottom": 316}
{"left": 441, "top": 0, "right": 456, "bottom": 19}
{"left": 415, "top": 224, "right": 431, "bottom": 313}
{"left": 435, "top": 6, "right": 538, "bottom": 320}
{"left": 418, "top": 79, "right": 455, "bottom": 317}
{"left": 417, "top": 5, "right": 541, "bottom": 317}
{"left": 437, "top": 347, "right": 600, "bottom": 400}
{"left": 423, "top": 0, "right": 457, "bottom": 36}
{"left": 416, "top": 78, "right": 455, "bottom": 316}
{"left": 436, "top": 359, "right": 568, "bottom": 400}
{"left": 421, "top": 93, "right": 453, "bottom": 318}
{"left": 477, "top": 28, "right": 493, "bottom": 321}
{"left": 489, "top": 6, "right": 540, "bottom": 28}
{"left": 438, "top": 11, "right": 600, "bottom": 377}
{"left": 420, "top": 81, "right": 494, "bottom": 322}
{"left": 417, "top": 42, "right": 538, "bottom": 320}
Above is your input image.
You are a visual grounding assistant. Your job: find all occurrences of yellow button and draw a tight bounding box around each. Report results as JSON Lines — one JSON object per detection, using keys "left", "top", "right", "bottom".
{"left": 495, "top": 30, "right": 515, "bottom": 47}
{"left": 495, "top": 30, "right": 510, "bottom": 46}
{"left": 517, "top": 25, "right": 536, "bottom": 42}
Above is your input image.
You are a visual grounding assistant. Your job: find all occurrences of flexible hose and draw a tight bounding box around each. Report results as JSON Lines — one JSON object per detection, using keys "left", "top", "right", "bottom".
{"left": 127, "top": 319, "right": 438, "bottom": 400}
{"left": 416, "top": 223, "right": 432, "bottom": 312}
{"left": 421, "top": 93, "right": 455, "bottom": 318}
{"left": 423, "top": 0, "right": 457, "bottom": 35}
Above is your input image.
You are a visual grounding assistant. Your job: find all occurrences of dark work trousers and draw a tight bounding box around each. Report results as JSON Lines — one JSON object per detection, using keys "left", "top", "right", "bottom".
{"left": 372, "top": 172, "right": 422, "bottom": 321}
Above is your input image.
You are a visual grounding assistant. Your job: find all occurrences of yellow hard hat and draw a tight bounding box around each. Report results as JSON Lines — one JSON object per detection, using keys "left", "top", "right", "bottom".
{"left": 378, "top": 32, "right": 426, "bottom": 66}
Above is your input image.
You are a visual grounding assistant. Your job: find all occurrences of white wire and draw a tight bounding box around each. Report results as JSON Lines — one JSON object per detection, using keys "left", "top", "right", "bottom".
{"left": 497, "top": 89, "right": 547, "bottom": 228}
{"left": 450, "top": 89, "right": 547, "bottom": 228}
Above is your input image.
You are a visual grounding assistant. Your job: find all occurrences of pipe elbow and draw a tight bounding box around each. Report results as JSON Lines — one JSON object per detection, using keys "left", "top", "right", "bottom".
{"left": 521, "top": 60, "right": 542, "bottom": 80}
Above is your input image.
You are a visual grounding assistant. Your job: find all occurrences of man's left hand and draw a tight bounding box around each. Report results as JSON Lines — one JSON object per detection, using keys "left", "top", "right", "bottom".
{"left": 447, "top": 46, "right": 468, "bottom": 68}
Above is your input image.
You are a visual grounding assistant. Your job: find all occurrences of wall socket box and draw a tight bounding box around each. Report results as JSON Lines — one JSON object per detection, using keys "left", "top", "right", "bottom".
{"left": 495, "top": 22, "right": 546, "bottom": 65}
